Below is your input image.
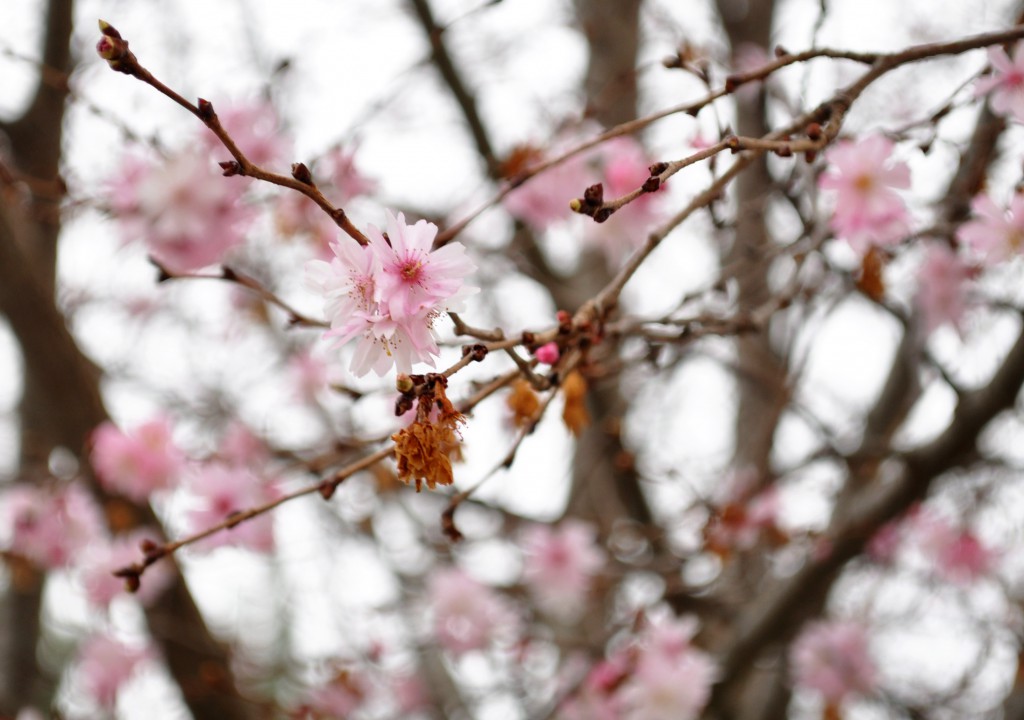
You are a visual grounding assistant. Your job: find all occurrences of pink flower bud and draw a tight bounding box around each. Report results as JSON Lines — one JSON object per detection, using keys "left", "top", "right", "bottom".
{"left": 534, "top": 341, "right": 560, "bottom": 365}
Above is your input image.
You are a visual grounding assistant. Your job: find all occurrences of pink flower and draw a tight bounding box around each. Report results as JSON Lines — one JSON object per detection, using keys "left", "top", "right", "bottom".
{"left": 79, "top": 530, "right": 172, "bottom": 609}
{"left": 186, "top": 463, "right": 278, "bottom": 553}
{"left": 110, "top": 151, "right": 253, "bottom": 271}
{"left": 915, "top": 243, "right": 972, "bottom": 334}
{"left": 534, "top": 341, "right": 560, "bottom": 365}
{"left": 322, "top": 146, "right": 378, "bottom": 202}
{"left": 956, "top": 192, "right": 1024, "bottom": 264}
{"left": 427, "top": 566, "right": 514, "bottom": 655}
{"left": 909, "top": 510, "right": 997, "bottom": 585}
{"left": 369, "top": 211, "right": 476, "bottom": 322}
{"left": 583, "top": 137, "right": 665, "bottom": 263}
{"left": 290, "top": 348, "right": 330, "bottom": 401}
{"left": 217, "top": 421, "right": 270, "bottom": 468}
{"left": 305, "top": 212, "right": 476, "bottom": 377}
{"left": 91, "top": 416, "right": 185, "bottom": 503}
{"left": 503, "top": 145, "right": 590, "bottom": 231}
{"left": 975, "top": 45, "right": 1024, "bottom": 122}
{"left": 521, "top": 520, "right": 605, "bottom": 620}
{"left": 203, "top": 102, "right": 289, "bottom": 169}
{"left": 618, "top": 615, "right": 717, "bottom": 720}
{"left": 790, "top": 620, "right": 877, "bottom": 704}
{"left": 76, "top": 634, "right": 151, "bottom": 709}
{"left": 819, "top": 135, "right": 911, "bottom": 254}
{"left": 5, "top": 483, "right": 103, "bottom": 569}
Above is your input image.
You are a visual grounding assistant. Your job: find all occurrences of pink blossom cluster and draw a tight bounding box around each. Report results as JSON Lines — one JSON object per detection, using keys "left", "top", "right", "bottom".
{"left": 108, "top": 102, "right": 290, "bottom": 272}
{"left": 109, "top": 149, "right": 255, "bottom": 272}
{"left": 185, "top": 462, "right": 280, "bottom": 553}
{"left": 275, "top": 146, "right": 378, "bottom": 256}
{"left": 502, "top": 134, "right": 665, "bottom": 262}
{"left": 79, "top": 529, "right": 173, "bottom": 609}
{"left": 75, "top": 633, "right": 152, "bottom": 710}
{"left": 790, "top": 619, "right": 877, "bottom": 706}
{"left": 908, "top": 509, "right": 997, "bottom": 585}
{"left": 957, "top": 192, "right": 1024, "bottom": 264}
{"left": 818, "top": 134, "right": 911, "bottom": 255}
{"left": 520, "top": 520, "right": 605, "bottom": 621}
{"left": 914, "top": 242, "right": 972, "bottom": 335}
{"left": 91, "top": 415, "right": 185, "bottom": 502}
{"left": 975, "top": 44, "right": 1024, "bottom": 123}
{"left": 306, "top": 211, "right": 476, "bottom": 376}
{"left": 617, "top": 615, "right": 718, "bottom": 720}
{"left": 296, "top": 666, "right": 428, "bottom": 718}
{"left": 4, "top": 482, "right": 103, "bottom": 569}
{"left": 427, "top": 566, "right": 515, "bottom": 655}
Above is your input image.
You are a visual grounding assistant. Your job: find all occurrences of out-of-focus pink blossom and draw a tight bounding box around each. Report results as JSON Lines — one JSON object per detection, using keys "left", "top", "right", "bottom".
{"left": 534, "top": 341, "right": 560, "bottom": 365}
{"left": 427, "top": 566, "right": 514, "bottom": 655}
{"left": 110, "top": 151, "right": 253, "bottom": 271}
{"left": 4, "top": 483, "right": 103, "bottom": 569}
{"left": 956, "top": 192, "right": 1024, "bottom": 265}
{"left": 975, "top": 45, "right": 1024, "bottom": 122}
{"left": 618, "top": 615, "right": 717, "bottom": 720}
{"left": 91, "top": 416, "right": 185, "bottom": 503}
{"left": 77, "top": 634, "right": 151, "bottom": 710}
{"left": 203, "top": 102, "right": 290, "bottom": 169}
{"left": 915, "top": 243, "right": 973, "bottom": 334}
{"left": 503, "top": 145, "right": 590, "bottom": 231}
{"left": 583, "top": 137, "right": 665, "bottom": 263}
{"left": 218, "top": 421, "right": 270, "bottom": 468}
{"left": 186, "top": 463, "right": 279, "bottom": 553}
{"left": 274, "top": 146, "right": 376, "bottom": 257}
{"left": 819, "top": 135, "right": 911, "bottom": 254}
{"left": 391, "top": 672, "right": 429, "bottom": 714}
{"left": 790, "top": 620, "right": 877, "bottom": 704}
{"left": 909, "top": 510, "right": 997, "bottom": 585}
{"left": 79, "top": 530, "right": 172, "bottom": 609}
{"left": 521, "top": 520, "right": 605, "bottom": 621}
{"left": 866, "top": 519, "right": 903, "bottom": 565}
{"left": 306, "top": 212, "right": 477, "bottom": 377}
{"left": 290, "top": 348, "right": 330, "bottom": 401}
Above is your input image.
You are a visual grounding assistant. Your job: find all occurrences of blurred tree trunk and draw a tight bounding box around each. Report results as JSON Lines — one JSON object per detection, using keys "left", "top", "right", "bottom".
{"left": 0, "top": 2, "right": 258, "bottom": 718}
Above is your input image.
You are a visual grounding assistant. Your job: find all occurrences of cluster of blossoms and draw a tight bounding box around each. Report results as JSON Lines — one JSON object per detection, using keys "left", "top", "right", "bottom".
{"left": 561, "top": 614, "right": 718, "bottom": 720}
{"left": 305, "top": 211, "right": 477, "bottom": 376}
{"left": 867, "top": 505, "right": 998, "bottom": 585}
{"left": 790, "top": 619, "right": 878, "bottom": 712}
{"left": 520, "top": 520, "right": 605, "bottom": 621}
{"left": 818, "top": 134, "right": 911, "bottom": 255}
{"left": 502, "top": 134, "right": 666, "bottom": 264}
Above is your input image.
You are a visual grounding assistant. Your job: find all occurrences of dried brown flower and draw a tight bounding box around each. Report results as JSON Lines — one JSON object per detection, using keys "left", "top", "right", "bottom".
{"left": 561, "top": 370, "right": 590, "bottom": 437}
{"left": 391, "top": 381, "right": 466, "bottom": 491}
{"left": 507, "top": 379, "right": 541, "bottom": 428}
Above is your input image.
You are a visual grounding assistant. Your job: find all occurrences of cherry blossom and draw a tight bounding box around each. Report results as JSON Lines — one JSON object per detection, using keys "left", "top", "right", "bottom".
{"left": 790, "top": 619, "right": 877, "bottom": 705}
{"left": 186, "top": 463, "right": 279, "bottom": 552}
{"left": 975, "top": 44, "right": 1024, "bottom": 122}
{"left": 91, "top": 416, "right": 185, "bottom": 503}
{"left": 275, "top": 146, "right": 376, "bottom": 256}
{"left": 956, "top": 192, "right": 1024, "bottom": 264}
{"left": 915, "top": 243, "right": 973, "bottom": 334}
{"left": 427, "top": 566, "right": 514, "bottom": 655}
{"left": 584, "top": 136, "right": 665, "bottom": 262}
{"left": 109, "top": 150, "right": 254, "bottom": 271}
{"left": 76, "top": 634, "right": 151, "bottom": 710}
{"left": 306, "top": 212, "right": 476, "bottom": 377}
{"left": 502, "top": 145, "right": 590, "bottom": 231}
{"left": 202, "top": 102, "right": 289, "bottom": 169}
{"left": 618, "top": 614, "right": 717, "bottom": 720}
{"left": 4, "top": 483, "right": 103, "bottom": 569}
{"left": 909, "top": 510, "right": 997, "bottom": 585}
{"left": 79, "top": 530, "right": 173, "bottom": 609}
{"left": 819, "top": 134, "right": 911, "bottom": 254}
{"left": 520, "top": 520, "right": 605, "bottom": 621}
